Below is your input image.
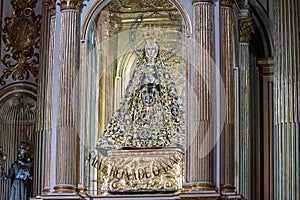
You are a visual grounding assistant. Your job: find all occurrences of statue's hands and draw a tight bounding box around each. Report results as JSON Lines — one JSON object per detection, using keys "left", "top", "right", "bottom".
{"left": 18, "top": 159, "right": 25, "bottom": 165}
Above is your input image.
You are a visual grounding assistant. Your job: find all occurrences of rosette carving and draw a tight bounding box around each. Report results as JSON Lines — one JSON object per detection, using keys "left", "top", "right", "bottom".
{"left": 1, "top": 0, "right": 40, "bottom": 86}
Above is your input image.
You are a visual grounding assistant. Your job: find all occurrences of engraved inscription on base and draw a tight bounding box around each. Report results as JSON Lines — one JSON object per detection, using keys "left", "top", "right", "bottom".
{"left": 100, "top": 148, "right": 183, "bottom": 193}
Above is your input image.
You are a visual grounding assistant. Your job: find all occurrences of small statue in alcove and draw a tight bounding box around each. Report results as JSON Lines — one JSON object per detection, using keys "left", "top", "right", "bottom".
{"left": 5, "top": 142, "right": 33, "bottom": 200}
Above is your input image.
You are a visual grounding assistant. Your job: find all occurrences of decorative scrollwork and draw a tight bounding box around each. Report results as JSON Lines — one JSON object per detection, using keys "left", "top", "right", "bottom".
{"left": 108, "top": 0, "right": 175, "bottom": 13}
{"left": 1, "top": 0, "right": 40, "bottom": 86}
{"left": 95, "top": 148, "right": 183, "bottom": 193}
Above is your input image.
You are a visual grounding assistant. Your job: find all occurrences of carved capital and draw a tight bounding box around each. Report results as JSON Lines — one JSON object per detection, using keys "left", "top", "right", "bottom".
{"left": 58, "top": 0, "right": 84, "bottom": 11}
{"left": 236, "top": 0, "right": 244, "bottom": 8}
{"left": 239, "top": 17, "right": 254, "bottom": 43}
{"left": 192, "top": 0, "right": 214, "bottom": 4}
{"left": 45, "top": 0, "right": 56, "bottom": 16}
{"left": 220, "top": 0, "right": 234, "bottom": 7}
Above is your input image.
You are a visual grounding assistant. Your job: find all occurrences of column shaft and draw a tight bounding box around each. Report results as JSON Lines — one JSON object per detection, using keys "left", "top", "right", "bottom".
{"left": 35, "top": 0, "right": 56, "bottom": 195}
{"left": 220, "top": 0, "right": 236, "bottom": 194}
{"left": 55, "top": 1, "right": 82, "bottom": 191}
{"left": 44, "top": 13, "right": 56, "bottom": 193}
{"left": 274, "top": 0, "right": 300, "bottom": 199}
{"left": 237, "top": 16, "right": 253, "bottom": 200}
{"left": 189, "top": 0, "right": 215, "bottom": 190}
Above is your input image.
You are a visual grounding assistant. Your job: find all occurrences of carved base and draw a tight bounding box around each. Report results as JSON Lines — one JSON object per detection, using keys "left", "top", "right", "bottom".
{"left": 39, "top": 190, "right": 243, "bottom": 200}
{"left": 40, "top": 193, "right": 220, "bottom": 200}
{"left": 99, "top": 148, "right": 183, "bottom": 193}
{"left": 53, "top": 185, "right": 77, "bottom": 193}
{"left": 220, "top": 195, "right": 243, "bottom": 200}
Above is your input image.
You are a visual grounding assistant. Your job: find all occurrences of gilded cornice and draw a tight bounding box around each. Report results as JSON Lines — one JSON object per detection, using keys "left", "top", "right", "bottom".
{"left": 220, "top": 0, "right": 234, "bottom": 7}
{"left": 239, "top": 17, "right": 254, "bottom": 43}
{"left": 58, "top": 0, "right": 84, "bottom": 11}
{"left": 192, "top": 0, "right": 214, "bottom": 4}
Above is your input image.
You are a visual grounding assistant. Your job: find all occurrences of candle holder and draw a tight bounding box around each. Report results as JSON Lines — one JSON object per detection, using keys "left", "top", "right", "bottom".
{"left": 0, "top": 145, "right": 7, "bottom": 177}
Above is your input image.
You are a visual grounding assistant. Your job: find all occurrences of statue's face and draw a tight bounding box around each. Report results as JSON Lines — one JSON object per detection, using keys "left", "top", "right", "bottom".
{"left": 145, "top": 42, "right": 158, "bottom": 58}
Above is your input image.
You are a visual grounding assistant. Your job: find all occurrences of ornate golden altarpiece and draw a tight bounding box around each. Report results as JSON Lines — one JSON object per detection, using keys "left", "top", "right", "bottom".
{"left": 0, "top": 0, "right": 251, "bottom": 199}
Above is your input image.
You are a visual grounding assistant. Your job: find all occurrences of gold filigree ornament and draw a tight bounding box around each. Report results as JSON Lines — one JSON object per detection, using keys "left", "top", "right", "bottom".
{"left": 1, "top": 0, "right": 40, "bottom": 86}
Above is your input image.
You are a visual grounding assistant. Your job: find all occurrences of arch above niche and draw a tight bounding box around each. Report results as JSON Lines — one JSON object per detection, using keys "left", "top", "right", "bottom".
{"left": 81, "top": 0, "right": 192, "bottom": 39}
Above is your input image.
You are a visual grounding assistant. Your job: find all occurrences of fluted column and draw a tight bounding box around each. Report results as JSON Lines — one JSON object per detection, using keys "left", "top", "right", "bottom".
{"left": 44, "top": 0, "right": 56, "bottom": 194}
{"left": 35, "top": 0, "right": 56, "bottom": 196}
{"left": 220, "top": 0, "right": 239, "bottom": 198}
{"left": 54, "top": 0, "right": 83, "bottom": 192}
{"left": 274, "top": 0, "right": 300, "bottom": 199}
{"left": 187, "top": 0, "right": 216, "bottom": 192}
{"left": 237, "top": 14, "right": 253, "bottom": 200}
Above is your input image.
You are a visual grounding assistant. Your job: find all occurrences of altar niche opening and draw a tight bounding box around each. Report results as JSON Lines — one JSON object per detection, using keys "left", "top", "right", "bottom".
{"left": 83, "top": 0, "right": 187, "bottom": 195}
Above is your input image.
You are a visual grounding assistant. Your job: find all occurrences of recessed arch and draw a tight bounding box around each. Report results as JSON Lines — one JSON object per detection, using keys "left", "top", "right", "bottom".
{"left": 81, "top": 0, "right": 192, "bottom": 40}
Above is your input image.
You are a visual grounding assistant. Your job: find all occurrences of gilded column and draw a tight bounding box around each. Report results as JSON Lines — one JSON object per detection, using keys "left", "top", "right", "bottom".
{"left": 220, "top": 0, "right": 240, "bottom": 198}
{"left": 274, "top": 0, "right": 300, "bottom": 199}
{"left": 187, "top": 0, "right": 216, "bottom": 192}
{"left": 237, "top": 14, "right": 253, "bottom": 200}
{"left": 35, "top": 0, "right": 56, "bottom": 195}
{"left": 54, "top": 0, "right": 83, "bottom": 192}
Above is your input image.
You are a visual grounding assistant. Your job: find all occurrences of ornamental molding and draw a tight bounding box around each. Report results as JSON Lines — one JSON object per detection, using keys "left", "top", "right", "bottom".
{"left": 108, "top": 0, "right": 175, "bottom": 13}
{"left": 58, "top": 0, "right": 84, "bottom": 11}
{"left": 192, "top": 0, "right": 214, "bottom": 4}
{"left": 239, "top": 17, "right": 254, "bottom": 43}
{"left": 1, "top": 0, "right": 40, "bottom": 86}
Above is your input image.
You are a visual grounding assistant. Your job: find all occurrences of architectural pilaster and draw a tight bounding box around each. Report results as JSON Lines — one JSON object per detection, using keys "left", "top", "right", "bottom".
{"left": 54, "top": 0, "right": 83, "bottom": 193}
{"left": 44, "top": 0, "right": 56, "bottom": 194}
{"left": 274, "top": 0, "right": 300, "bottom": 199}
{"left": 219, "top": 0, "right": 240, "bottom": 198}
{"left": 188, "top": 0, "right": 216, "bottom": 193}
{"left": 35, "top": 0, "right": 56, "bottom": 196}
{"left": 258, "top": 57, "right": 274, "bottom": 200}
{"left": 236, "top": 13, "right": 253, "bottom": 200}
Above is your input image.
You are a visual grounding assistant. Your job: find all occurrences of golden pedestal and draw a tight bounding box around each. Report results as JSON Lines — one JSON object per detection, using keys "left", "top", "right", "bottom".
{"left": 100, "top": 148, "right": 183, "bottom": 193}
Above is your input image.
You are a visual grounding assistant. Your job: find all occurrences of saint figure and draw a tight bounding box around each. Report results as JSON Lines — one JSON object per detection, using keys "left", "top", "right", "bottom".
{"left": 96, "top": 41, "right": 183, "bottom": 154}
{"left": 6, "top": 142, "right": 33, "bottom": 200}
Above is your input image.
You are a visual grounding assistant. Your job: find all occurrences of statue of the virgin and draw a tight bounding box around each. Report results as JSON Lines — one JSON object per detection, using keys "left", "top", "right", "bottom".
{"left": 96, "top": 40, "right": 184, "bottom": 154}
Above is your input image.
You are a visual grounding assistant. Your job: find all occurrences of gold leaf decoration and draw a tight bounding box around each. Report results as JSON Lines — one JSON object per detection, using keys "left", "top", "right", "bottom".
{"left": 1, "top": 0, "right": 40, "bottom": 86}
{"left": 108, "top": 0, "right": 175, "bottom": 13}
